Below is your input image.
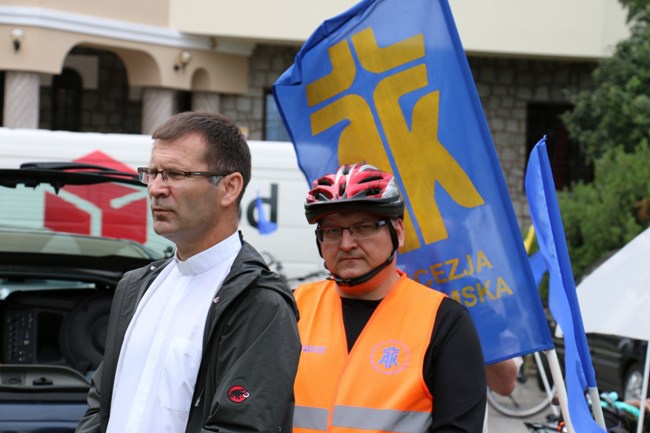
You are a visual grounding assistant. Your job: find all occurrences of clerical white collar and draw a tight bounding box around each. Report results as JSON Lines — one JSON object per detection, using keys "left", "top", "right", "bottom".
{"left": 174, "top": 232, "right": 242, "bottom": 276}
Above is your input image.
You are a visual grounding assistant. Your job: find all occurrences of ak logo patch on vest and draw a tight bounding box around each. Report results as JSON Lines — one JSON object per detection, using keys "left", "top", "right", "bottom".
{"left": 369, "top": 339, "right": 410, "bottom": 374}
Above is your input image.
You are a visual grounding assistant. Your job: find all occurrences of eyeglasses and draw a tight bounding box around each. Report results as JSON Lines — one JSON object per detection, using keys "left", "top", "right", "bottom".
{"left": 137, "top": 167, "right": 229, "bottom": 185}
{"left": 315, "top": 220, "right": 388, "bottom": 244}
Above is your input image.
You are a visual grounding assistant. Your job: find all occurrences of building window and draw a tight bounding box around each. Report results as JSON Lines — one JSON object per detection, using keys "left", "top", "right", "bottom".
{"left": 525, "top": 103, "right": 593, "bottom": 190}
{"left": 52, "top": 68, "right": 82, "bottom": 131}
{"left": 177, "top": 91, "right": 192, "bottom": 113}
{"left": 263, "top": 90, "right": 291, "bottom": 141}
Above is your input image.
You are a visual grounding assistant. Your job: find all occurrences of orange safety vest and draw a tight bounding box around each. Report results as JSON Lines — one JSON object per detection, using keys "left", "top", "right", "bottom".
{"left": 294, "top": 272, "right": 445, "bottom": 433}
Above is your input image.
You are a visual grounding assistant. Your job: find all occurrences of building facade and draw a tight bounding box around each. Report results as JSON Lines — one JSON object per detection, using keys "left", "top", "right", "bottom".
{"left": 0, "top": 0, "right": 630, "bottom": 223}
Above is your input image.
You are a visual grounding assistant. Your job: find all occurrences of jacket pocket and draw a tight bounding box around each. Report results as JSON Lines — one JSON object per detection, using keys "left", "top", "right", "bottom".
{"left": 158, "top": 337, "right": 202, "bottom": 412}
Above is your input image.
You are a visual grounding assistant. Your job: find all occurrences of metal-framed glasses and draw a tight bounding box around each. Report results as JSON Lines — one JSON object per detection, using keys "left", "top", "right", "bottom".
{"left": 137, "top": 167, "right": 229, "bottom": 185}
{"left": 316, "top": 220, "right": 388, "bottom": 244}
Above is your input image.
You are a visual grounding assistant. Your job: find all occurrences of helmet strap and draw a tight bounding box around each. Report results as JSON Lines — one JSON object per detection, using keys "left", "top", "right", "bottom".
{"left": 386, "top": 219, "right": 399, "bottom": 251}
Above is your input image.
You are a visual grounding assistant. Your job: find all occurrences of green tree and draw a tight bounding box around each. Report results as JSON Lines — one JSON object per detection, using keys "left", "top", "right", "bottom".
{"left": 557, "top": 144, "right": 650, "bottom": 279}
{"left": 559, "top": 0, "right": 650, "bottom": 278}
{"left": 562, "top": 0, "right": 650, "bottom": 160}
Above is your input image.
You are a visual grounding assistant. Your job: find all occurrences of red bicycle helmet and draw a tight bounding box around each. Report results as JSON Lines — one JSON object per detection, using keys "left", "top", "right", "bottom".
{"left": 305, "top": 163, "right": 404, "bottom": 224}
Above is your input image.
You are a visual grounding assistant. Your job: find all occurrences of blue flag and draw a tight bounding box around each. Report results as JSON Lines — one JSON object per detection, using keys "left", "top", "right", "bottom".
{"left": 528, "top": 251, "right": 547, "bottom": 287}
{"left": 273, "top": 0, "right": 553, "bottom": 363}
{"left": 525, "top": 137, "right": 604, "bottom": 432}
{"left": 256, "top": 191, "right": 277, "bottom": 235}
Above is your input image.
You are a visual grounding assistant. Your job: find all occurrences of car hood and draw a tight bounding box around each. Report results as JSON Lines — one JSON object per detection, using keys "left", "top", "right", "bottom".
{"left": 0, "top": 228, "right": 160, "bottom": 299}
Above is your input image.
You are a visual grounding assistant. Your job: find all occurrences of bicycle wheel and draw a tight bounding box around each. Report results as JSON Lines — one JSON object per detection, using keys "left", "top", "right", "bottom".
{"left": 487, "top": 353, "right": 556, "bottom": 418}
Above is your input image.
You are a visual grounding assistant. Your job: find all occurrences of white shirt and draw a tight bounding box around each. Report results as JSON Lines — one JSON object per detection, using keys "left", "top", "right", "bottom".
{"left": 107, "top": 232, "right": 242, "bottom": 433}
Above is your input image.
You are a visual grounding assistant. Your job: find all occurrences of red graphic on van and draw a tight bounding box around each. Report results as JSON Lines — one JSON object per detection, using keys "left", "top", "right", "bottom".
{"left": 44, "top": 151, "right": 148, "bottom": 243}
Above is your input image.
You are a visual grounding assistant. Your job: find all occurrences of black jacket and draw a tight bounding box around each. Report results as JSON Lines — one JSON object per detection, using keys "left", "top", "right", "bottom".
{"left": 76, "top": 237, "right": 301, "bottom": 433}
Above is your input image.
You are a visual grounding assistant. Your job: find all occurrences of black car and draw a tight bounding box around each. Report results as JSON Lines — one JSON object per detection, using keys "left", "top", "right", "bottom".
{"left": 0, "top": 163, "right": 165, "bottom": 431}
{"left": 584, "top": 333, "right": 646, "bottom": 401}
{"left": 552, "top": 322, "right": 647, "bottom": 401}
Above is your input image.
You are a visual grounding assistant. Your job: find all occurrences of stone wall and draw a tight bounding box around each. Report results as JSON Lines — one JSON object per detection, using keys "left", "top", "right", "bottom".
{"left": 469, "top": 57, "right": 595, "bottom": 223}
{"left": 39, "top": 48, "right": 142, "bottom": 133}
{"left": 220, "top": 44, "right": 299, "bottom": 139}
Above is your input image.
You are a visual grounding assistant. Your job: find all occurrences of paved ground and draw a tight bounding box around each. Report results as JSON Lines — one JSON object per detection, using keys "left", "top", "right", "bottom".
{"left": 486, "top": 374, "right": 561, "bottom": 433}
{"left": 487, "top": 400, "right": 558, "bottom": 433}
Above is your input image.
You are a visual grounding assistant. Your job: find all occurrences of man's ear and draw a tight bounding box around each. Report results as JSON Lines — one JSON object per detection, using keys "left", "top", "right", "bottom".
{"left": 219, "top": 173, "right": 244, "bottom": 208}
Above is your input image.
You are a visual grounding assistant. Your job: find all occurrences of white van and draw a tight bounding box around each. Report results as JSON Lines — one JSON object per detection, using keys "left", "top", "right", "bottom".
{"left": 0, "top": 127, "right": 323, "bottom": 283}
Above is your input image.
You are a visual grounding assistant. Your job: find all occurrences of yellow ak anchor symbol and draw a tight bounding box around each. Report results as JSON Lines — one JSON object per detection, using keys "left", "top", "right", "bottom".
{"left": 306, "top": 28, "right": 484, "bottom": 253}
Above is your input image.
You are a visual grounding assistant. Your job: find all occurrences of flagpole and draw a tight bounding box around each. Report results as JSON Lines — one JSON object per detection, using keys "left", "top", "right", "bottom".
{"left": 535, "top": 351, "right": 560, "bottom": 417}
{"left": 587, "top": 387, "right": 606, "bottom": 428}
{"left": 636, "top": 341, "right": 650, "bottom": 433}
{"left": 546, "top": 349, "right": 575, "bottom": 433}
{"left": 588, "top": 382, "right": 606, "bottom": 430}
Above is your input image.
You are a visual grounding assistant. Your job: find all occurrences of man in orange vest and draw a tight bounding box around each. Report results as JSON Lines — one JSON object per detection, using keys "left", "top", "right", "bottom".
{"left": 293, "top": 163, "right": 487, "bottom": 433}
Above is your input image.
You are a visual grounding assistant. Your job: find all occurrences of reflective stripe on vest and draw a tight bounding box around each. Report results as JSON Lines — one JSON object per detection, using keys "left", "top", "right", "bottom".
{"left": 294, "top": 405, "right": 432, "bottom": 433}
{"left": 294, "top": 273, "right": 445, "bottom": 433}
{"left": 294, "top": 406, "right": 329, "bottom": 431}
